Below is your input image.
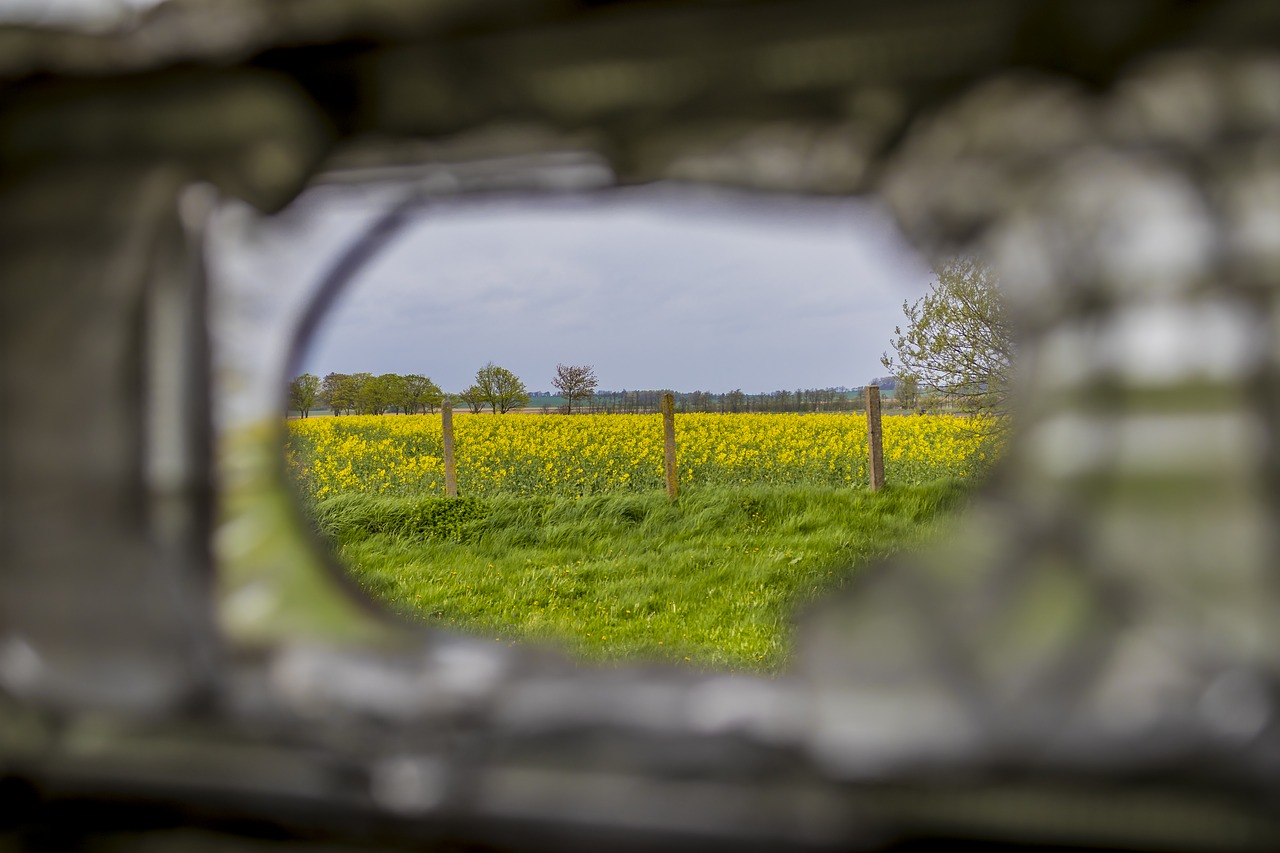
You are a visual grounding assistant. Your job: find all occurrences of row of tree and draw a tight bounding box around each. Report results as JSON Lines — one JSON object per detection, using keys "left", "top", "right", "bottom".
{"left": 288, "top": 362, "right": 600, "bottom": 418}
{"left": 541, "top": 387, "right": 883, "bottom": 415}
{"left": 288, "top": 372, "right": 445, "bottom": 417}
{"left": 291, "top": 373, "right": 911, "bottom": 418}
{"left": 453, "top": 362, "right": 603, "bottom": 415}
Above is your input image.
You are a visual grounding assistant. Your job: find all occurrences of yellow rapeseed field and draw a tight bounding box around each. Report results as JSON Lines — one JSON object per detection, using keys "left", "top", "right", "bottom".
{"left": 287, "top": 413, "right": 993, "bottom": 501}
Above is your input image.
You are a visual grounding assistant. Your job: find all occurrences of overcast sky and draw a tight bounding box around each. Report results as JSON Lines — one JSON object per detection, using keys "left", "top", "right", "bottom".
{"left": 212, "top": 185, "right": 934, "bottom": 401}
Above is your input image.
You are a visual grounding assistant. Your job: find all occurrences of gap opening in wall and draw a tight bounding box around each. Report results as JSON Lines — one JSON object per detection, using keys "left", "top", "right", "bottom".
{"left": 210, "top": 177, "right": 1000, "bottom": 668}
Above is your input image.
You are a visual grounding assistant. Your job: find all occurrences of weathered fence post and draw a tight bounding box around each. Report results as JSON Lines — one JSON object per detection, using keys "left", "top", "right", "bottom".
{"left": 442, "top": 400, "right": 458, "bottom": 498}
{"left": 866, "top": 385, "right": 885, "bottom": 492}
{"left": 662, "top": 392, "right": 678, "bottom": 499}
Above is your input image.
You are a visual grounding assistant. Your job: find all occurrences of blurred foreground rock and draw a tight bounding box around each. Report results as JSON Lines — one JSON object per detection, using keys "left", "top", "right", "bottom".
{"left": 3, "top": 1, "right": 1280, "bottom": 849}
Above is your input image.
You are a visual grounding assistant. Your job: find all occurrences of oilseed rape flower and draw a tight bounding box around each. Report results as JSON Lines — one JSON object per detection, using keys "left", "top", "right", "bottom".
{"left": 287, "top": 413, "right": 995, "bottom": 501}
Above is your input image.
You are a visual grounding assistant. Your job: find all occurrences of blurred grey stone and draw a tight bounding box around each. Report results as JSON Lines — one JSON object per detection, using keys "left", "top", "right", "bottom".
{"left": 5, "top": 1, "right": 1280, "bottom": 849}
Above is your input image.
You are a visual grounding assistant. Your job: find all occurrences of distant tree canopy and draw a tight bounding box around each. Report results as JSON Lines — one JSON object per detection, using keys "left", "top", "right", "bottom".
{"left": 288, "top": 373, "right": 321, "bottom": 417}
{"left": 308, "top": 372, "right": 885, "bottom": 417}
{"left": 530, "top": 387, "right": 870, "bottom": 414}
{"left": 552, "top": 364, "right": 598, "bottom": 413}
{"left": 474, "top": 362, "right": 529, "bottom": 414}
{"left": 881, "top": 257, "right": 1011, "bottom": 416}
{"left": 896, "top": 375, "right": 919, "bottom": 411}
{"left": 353, "top": 373, "right": 392, "bottom": 415}
{"left": 399, "top": 374, "right": 445, "bottom": 414}
{"left": 457, "top": 385, "right": 486, "bottom": 414}
{"left": 316, "top": 372, "right": 444, "bottom": 415}
{"left": 320, "top": 372, "right": 354, "bottom": 414}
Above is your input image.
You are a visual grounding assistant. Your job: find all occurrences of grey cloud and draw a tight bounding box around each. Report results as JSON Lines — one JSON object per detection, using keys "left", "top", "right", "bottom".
{"left": 228, "top": 188, "right": 931, "bottom": 393}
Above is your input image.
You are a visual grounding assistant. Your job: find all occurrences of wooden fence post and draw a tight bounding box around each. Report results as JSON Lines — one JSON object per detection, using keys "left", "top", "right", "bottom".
{"left": 442, "top": 400, "right": 458, "bottom": 498}
{"left": 866, "top": 385, "right": 885, "bottom": 492}
{"left": 662, "top": 392, "right": 678, "bottom": 500}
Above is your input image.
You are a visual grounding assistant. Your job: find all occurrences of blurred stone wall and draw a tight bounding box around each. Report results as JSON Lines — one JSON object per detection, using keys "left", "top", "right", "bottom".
{"left": 3, "top": 1, "right": 1280, "bottom": 849}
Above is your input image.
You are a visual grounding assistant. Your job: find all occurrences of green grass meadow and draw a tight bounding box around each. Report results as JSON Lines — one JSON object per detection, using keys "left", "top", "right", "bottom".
{"left": 310, "top": 480, "right": 970, "bottom": 671}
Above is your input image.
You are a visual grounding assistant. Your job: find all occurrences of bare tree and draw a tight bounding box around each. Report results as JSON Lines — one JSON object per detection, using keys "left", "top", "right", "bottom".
{"left": 552, "top": 363, "right": 598, "bottom": 414}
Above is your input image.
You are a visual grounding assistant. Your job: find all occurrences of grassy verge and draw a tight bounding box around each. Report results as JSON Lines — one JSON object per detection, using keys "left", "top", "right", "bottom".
{"left": 311, "top": 481, "right": 970, "bottom": 672}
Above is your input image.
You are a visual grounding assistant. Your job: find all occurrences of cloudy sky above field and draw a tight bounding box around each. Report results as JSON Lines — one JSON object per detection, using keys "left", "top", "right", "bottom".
{"left": 212, "top": 184, "right": 934, "bottom": 400}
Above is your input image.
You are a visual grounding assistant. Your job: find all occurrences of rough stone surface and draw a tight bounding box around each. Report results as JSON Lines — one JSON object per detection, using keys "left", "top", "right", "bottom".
{"left": 4, "top": 1, "right": 1280, "bottom": 849}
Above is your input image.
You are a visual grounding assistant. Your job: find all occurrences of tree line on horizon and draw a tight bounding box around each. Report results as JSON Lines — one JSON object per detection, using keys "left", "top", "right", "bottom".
{"left": 535, "top": 387, "right": 883, "bottom": 415}
{"left": 289, "top": 366, "right": 909, "bottom": 418}
{"left": 287, "top": 362, "right": 599, "bottom": 418}
{"left": 285, "top": 372, "right": 444, "bottom": 418}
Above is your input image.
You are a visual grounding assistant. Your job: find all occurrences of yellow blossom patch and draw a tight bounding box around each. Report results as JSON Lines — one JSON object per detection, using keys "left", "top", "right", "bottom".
{"left": 287, "top": 413, "right": 994, "bottom": 501}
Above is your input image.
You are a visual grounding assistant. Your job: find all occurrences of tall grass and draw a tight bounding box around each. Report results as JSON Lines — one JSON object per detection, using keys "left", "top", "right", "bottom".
{"left": 310, "top": 480, "right": 970, "bottom": 671}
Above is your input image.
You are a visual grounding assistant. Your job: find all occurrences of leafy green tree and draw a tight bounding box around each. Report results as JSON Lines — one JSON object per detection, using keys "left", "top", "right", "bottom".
{"left": 896, "top": 375, "right": 919, "bottom": 411}
{"left": 552, "top": 363, "right": 598, "bottom": 414}
{"left": 288, "top": 373, "right": 321, "bottom": 418}
{"left": 457, "top": 386, "right": 486, "bottom": 414}
{"left": 348, "top": 373, "right": 377, "bottom": 414}
{"left": 374, "top": 374, "right": 406, "bottom": 414}
{"left": 474, "top": 362, "right": 529, "bottom": 414}
{"left": 882, "top": 257, "right": 1011, "bottom": 417}
{"left": 321, "top": 372, "right": 356, "bottom": 415}
{"left": 400, "top": 374, "right": 444, "bottom": 414}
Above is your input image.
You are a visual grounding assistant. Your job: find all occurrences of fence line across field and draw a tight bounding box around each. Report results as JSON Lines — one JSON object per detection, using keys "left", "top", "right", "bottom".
{"left": 437, "top": 390, "right": 887, "bottom": 499}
